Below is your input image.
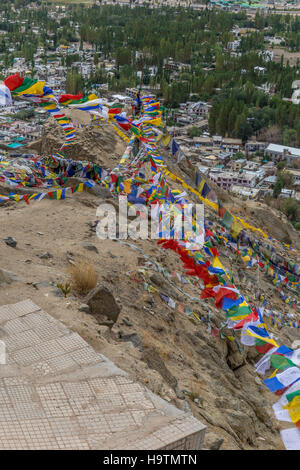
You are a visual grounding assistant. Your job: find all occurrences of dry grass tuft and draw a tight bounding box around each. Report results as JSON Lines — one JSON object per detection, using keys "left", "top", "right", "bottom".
{"left": 189, "top": 379, "right": 204, "bottom": 404}
{"left": 70, "top": 261, "right": 98, "bottom": 295}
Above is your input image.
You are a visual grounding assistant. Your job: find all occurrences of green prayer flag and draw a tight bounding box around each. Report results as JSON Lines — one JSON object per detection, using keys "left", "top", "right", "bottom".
{"left": 222, "top": 210, "right": 234, "bottom": 229}
{"left": 270, "top": 354, "right": 295, "bottom": 370}
{"left": 286, "top": 389, "right": 300, "bottom": 403}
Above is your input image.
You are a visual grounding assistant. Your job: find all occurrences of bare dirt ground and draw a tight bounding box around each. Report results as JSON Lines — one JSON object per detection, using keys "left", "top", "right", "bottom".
{"left": 271, "top": 47, "right": 300, "bottom": 66}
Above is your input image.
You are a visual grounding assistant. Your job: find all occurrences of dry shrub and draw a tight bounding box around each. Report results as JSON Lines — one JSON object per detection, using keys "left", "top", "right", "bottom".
{"left": 70, "top": 261, "right": 98, "bottom": 295}
{"left": 189, "top": 379, "right": 204, "bottom": 404}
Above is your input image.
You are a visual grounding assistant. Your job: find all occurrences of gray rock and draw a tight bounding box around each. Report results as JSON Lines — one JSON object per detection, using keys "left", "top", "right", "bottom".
{"left": 121, "top": 333, "right": 143, "bottom": 351}
{"left": 82, "top": 243, "right": 99, "bottom": 253}
{"left": 255, "top": 376, "right": 262, "bottom": 385}
{"left": 205, "top": 432, "right": 224, "bottom": 450}
{"left": 122, "top": 317, "right": 133, "bottom": 327}
{"left": 0, "top": 268, "right": 18, "bottom": 285}
{"left": 97, "top": 325, "right": 111, "bottom": 341}
{"left": 37, "top": 252, "right": 53, "bottom": 259}
{"left": 89, "top": 186, "right": 112, "bottom": 198}
{"left": 227, "top": 350, "right": 245, "bottom": 370}
{"left": 142, "top": 347, "right": 178, "bottom": 389}
{"left": 144, "top": 295, "right": 154, "bottom": 306}
{"left": 79, "top": 304, "right": 90, "bottom": 313}
{"left": 33, "top": 281, "right": 52, "bottom": 290}
{"left": 292, "top": 340, "right": 300, "bottom": 350}
{"left": 226, "top": 409, "right": 255, "bottom": 444}
{"left": 179, "top": 400, "right": 191, "bottom": 413}
{"left": 175, "top": 386, "right": 185, "bottom": 400}
{"left": 226, "top": 340, "right": 246, "bottom": 370}
{"left": 84, "top": 285, "right": 121, "bottom": 324}
{"left": 51, "top": 287, "right": 64, "bottom": 298}
{"left": 4, "top": 237, "right": 17, "bottom": 248}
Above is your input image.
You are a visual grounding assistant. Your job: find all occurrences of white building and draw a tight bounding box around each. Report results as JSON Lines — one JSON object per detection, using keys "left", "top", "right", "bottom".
{"left": 265, "top": 143, "right": 300, "bottom": 164}
{"left": 254, "top": 66, "right": 266, "bottom": 75}
{"left": 227, "top": 40, "right": 240, "bottom": 51}
{"left": 259, "top": 50, "right": 274, "bottom": 62}
{"left": 189, "top": 101, "right": 211, "bottom": 118}
{"left": 209, "top": 169, "right": 257, "bottom": 190}
{"left": 245, "top": 141, "right": 267, "bottom": 153}
{"left": 229, "top": 185, "right": 260, "bottom": 199}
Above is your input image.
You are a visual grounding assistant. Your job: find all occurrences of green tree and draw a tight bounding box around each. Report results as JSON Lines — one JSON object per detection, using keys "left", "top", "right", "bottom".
{"left": 187, "top": 127, "right": 202, "bottom": 138}
{"left": 273, "top": 178, "right": 283, "bottom": 198}
{"left": 277, "top": 161, "right": 286, "bottom": 170}
{"left": 280, "top": 198, "right": 299, "bottom": 222}
{"left": 66, "top": 70, "right": 84, "bottom": 94}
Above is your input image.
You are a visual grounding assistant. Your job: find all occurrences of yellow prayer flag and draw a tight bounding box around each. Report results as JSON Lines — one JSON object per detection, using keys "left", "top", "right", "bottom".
{"left": 161, "top": 134, "right": 171, "bottom": 146}
{"left": 230, "top": 219, "right": 243, "bottom": 239}
{"left": 148, "top": 285, "right": 158, "bottom": 294}
{"left": 283, "top": 396, "right": 300, "bottom": 423}
{"left": 123, "top": 180, "right": 131, "bottom": 194}
{"left": 17, "top": 81, "right": 45, "bottom": 96}
{"left": 197, "top": 179, "right": 205, "bottom": 193}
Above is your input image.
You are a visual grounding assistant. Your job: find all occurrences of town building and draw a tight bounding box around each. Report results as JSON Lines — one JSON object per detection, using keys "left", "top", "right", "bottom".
{"left": 265, "top": 143, "right": 300, "bottom": 164}
{"left": 245, "top": 141, "right": 267, "bottom": 153}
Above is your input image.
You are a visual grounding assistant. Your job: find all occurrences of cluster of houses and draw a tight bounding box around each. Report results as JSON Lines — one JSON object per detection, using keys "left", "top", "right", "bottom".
{"left": 172, "top": 101, "right": 211, "bottom": 126}
{"left": 0, "top": 100, "right": 44, "bottom": 151}
{"left": 3, "top": 43, "right": 107, "bottom": 95}
{"left": 169, "top": 125, "right": 300, "bottom": 201}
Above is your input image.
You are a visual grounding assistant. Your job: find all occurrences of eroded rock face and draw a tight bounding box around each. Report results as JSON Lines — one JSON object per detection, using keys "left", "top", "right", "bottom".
{"left": 121, "top": 332, "right": 143, "bottom": 352}
{"left": 226, "top": 339, "right": 246, "bottom": 370}
{"left": 142, "top": 347, "right": 178, "bottom": 390}
{"left": 226, "top": 409, "right": 255, "bottom": 445}
{"left": 28, "top": 115, "right": 125, "bottom": 167}
{"left": 84, "top": 285, "right": 121, "bottom": 324}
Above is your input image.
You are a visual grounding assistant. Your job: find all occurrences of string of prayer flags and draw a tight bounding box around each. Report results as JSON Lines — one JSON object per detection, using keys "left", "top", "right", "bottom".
{"left": 3, "top": 74, "right": 300, "bottom": 450}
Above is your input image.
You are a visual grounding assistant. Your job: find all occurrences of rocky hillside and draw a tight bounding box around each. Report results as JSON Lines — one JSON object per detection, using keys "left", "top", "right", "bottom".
{"left": 0, "top": 117, "right": 299, "bottom": 450}
{"left": 27, "top": 110, "right": 126, "bottom": 168}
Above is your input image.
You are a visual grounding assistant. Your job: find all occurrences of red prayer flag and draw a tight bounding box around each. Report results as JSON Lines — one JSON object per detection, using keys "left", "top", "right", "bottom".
{"left": 108, "top": 108, "right": 121, "bottom": 115}
{"left": 58, "top": 93, "right": 83, "bottom": 103}
{"left": 4, "top": 73, "right": 24, "bottom": 91}
{"left": 256, "top": 343, "right": 274, "bottom": 354}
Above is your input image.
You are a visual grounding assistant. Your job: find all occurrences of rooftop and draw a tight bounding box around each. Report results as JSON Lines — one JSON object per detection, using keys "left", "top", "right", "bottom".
{"left": 266, "top": 143, "right": 300, "bottom": 157}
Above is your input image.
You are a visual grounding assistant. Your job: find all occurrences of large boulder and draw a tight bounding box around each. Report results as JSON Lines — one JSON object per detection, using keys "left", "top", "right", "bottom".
{"left": 84, "top": 285, "right": 121, "bottom": 324}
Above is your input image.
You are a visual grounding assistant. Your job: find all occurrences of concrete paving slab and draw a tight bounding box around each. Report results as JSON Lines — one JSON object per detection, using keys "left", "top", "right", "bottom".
{"left": 0, "top": 300, "right": 206, "bottom": 450}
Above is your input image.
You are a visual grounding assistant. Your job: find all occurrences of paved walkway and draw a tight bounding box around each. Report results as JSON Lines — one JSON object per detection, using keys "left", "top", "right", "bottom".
{"left": 0, "top": 300, "right": 206, "bottom": 450}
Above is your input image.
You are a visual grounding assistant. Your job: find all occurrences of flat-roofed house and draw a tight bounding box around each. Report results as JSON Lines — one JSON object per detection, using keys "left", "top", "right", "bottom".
{"left": 265, "top": 143, "right": 300, "bottom": 164}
